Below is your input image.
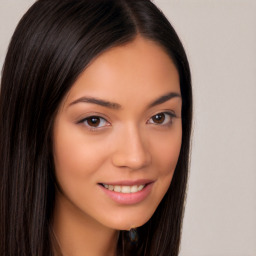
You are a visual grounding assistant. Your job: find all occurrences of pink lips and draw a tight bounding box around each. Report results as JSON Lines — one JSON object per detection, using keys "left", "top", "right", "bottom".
{"left": 99, "top": 180, "right": 154, "bottom": 205}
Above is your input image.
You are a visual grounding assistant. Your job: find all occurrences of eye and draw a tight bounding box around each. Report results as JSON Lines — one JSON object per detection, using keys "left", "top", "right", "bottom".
{"left": 80, "top": 116, "right": 110, "bottom": 129}
{"left": 147, "top": 112, "right": 175, "bottom": 125}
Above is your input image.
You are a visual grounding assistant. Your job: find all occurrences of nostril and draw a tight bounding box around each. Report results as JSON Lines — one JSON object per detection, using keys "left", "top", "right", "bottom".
{"left": 111, "top": 148, "right": 151, "bottom": 170}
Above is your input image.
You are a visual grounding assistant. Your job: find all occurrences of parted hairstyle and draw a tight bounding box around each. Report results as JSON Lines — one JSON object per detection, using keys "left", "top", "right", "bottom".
{"left": 0, "top": 0, "right": 192, "bottom": 255}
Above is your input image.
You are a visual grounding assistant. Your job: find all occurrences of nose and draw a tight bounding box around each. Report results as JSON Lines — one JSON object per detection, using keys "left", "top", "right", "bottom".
{"left": 111, "top": 125, "right": 151, "bottom": 170}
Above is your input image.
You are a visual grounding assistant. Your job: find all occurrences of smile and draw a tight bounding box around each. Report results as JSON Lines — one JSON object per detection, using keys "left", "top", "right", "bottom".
{"left": 102, "top": 184, "right": 145, "bottom": 193}
{"left": 99, "top": 180, "right": 154, "bottom": 205}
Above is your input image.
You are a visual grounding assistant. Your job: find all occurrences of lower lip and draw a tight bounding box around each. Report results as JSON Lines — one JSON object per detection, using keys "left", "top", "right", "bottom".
{"left": 99, "top": 183, "right": 154, "bottom": 205}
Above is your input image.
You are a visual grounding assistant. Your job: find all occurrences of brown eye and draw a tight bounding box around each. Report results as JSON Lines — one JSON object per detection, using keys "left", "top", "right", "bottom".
{"left": 87, "top": 116, "right": 100, "bottom": 127}
{"left": 148, "top": 112, "right": 175, "bottom": 126}
{"left": 82, "top": 116, "right": 109, "bottom": 128}
{"left": 152, "top": 113, "right": 165, "bottom": 124}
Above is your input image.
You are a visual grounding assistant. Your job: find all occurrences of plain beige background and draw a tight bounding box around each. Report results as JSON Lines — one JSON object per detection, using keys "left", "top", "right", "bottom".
{"left": 0, "top": 1, "right": 256, "bottom": 255}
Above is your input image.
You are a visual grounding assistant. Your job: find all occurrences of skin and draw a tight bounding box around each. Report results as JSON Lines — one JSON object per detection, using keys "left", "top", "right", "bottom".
{"left": 53, "top": 36, "right": 182, "bottom": 256}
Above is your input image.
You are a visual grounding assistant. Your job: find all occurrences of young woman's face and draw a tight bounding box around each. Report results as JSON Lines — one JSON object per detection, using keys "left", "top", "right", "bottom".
{"left": 53, "top": 36, "right": 182, "bottom": 231}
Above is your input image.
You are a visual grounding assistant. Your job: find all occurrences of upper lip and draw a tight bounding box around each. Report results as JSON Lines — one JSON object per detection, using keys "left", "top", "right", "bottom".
{"left": 99, "top": 179, "right": 154, "bottom": 186}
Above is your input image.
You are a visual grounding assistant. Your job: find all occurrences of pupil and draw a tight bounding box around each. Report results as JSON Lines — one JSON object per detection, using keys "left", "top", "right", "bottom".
{"left": 153, "top": 113, "right": 165, "bottom": 123}
{"left": 88, "top": 117, "right": 100, "bottom": 126}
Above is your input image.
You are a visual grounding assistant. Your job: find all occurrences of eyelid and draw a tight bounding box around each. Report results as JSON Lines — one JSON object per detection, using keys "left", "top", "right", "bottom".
{"left": 76, "top": 111, "right": 110, "bottom": 124}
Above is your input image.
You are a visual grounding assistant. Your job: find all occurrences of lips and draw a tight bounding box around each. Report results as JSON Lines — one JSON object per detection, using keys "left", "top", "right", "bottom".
{"left": 98, "top": 180, "right": 154, "bottom": 205}
{"left": 102, "top": 184, "right": 145, "bottom": 193}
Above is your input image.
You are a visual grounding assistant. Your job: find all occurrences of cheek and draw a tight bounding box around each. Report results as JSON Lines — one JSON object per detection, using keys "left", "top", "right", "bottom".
{"left": 143, "top": 123, "right": 182, "bottom": 209}
{"left": 52, "top": 121, "right": 107, "bottom": 193}
{"left": 153, "top": 125, "right": 182, "bottom": 173}
{"left": 151, "top": 124, "right": 182, "bottom": 187}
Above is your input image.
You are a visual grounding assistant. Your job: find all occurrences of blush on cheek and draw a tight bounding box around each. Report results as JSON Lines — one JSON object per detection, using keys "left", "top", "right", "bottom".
{"left": 157, "top": 141, "right": 182, "bottom": 174}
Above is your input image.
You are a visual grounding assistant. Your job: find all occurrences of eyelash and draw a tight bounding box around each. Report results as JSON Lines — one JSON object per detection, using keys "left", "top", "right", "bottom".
{"left": 78, "top": 111, "right": 176, "bottom": 131}
{"left": 77, "top": 116, "right": 110, "bottom": 131}
{"left": 147, "top": 112, "right": 176, "bottom": 126}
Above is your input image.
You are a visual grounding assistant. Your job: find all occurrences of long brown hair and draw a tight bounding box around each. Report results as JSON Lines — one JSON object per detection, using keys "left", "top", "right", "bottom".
{"left": 0, "top": 0, "right": 192, "bottom": 255}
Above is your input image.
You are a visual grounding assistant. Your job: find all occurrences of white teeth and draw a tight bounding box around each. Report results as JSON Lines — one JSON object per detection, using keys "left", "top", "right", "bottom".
{"left": 103, "top": 184, "right": 145, "bottom": 193}
{"left": 121, "top": 186, "right": 131, "bottom": 193}
{"left": 114, "top": 185, "right": 121, "bottom": 192}
{"left": 138, "top": 185, "right": 144, "bottom": 191}
{"left": 130, "top": 185, "right": 138, "bottom": 193}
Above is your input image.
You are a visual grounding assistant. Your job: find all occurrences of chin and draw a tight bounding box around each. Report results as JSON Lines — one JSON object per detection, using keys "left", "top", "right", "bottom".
{"left": 104, "top": 210, "right": 154, "bottom": 231}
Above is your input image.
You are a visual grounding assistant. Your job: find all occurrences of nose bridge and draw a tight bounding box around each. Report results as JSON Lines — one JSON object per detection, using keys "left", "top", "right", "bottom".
{"left": 112, "top": 123, "right": 151, "bottom": 170}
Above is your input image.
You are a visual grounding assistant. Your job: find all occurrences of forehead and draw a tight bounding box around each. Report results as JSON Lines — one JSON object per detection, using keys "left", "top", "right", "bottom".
{"left": 65, "top": 36, "right": 180, "bottom": 107}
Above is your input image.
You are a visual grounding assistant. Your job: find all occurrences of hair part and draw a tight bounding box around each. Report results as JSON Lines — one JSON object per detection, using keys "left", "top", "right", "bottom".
{"left": 0, "top": 0, "right": 192, "bottom": 255}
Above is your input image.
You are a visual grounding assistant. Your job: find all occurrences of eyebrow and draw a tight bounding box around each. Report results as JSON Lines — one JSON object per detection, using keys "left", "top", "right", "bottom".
{"left": 148, "top": 92, "right": 181, "bottom": 108}
{"left": 68, "top": 92, "right": 181, "bottom": 109}
{"left": 69, "top": 97, "right": 121, "bottom": 109}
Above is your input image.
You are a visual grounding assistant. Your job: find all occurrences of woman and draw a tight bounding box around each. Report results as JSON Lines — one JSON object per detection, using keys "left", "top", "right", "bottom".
{"left": 0, "top": 0, "right": 192, "bottom": 255}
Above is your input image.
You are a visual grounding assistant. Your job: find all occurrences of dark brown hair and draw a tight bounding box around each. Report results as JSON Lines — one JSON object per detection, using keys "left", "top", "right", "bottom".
{"left": 0, "top": 0, "right": 192, "bottom": 255}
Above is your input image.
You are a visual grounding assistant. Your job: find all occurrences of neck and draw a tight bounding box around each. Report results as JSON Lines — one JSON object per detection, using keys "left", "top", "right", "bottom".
{"left": 52, "top": 192, "right": 119, "bottom": 256}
